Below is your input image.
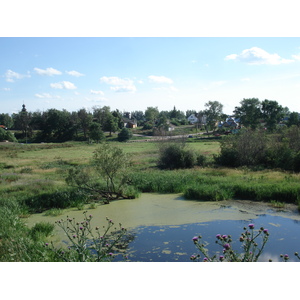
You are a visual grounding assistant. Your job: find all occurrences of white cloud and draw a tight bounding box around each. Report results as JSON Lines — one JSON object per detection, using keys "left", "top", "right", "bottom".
{"left": 90, "top": 90, "right": 104, "bottom": 95}
{"left": 110, "top": 85, "right": 137, "bottom": 93}
{"left": 148, "top": 75, "right": 173, "bottom": 84}
{"left": 100, "top": 76, "right": 136, "bottom": 93}
{"left": 100, "top": 76, "right": 133, "bottom": 86}
{"left": 2, "top": 87, "right": 11, "bottom": 91}
{"left": 50, "top": 81, "right": 77, "bottom": 90}
{"left": 34, "top": 67, "right": 62, "bottom": 76}
{"left": 66, "top": 70, "right": 85, "bottom": 77}
{"left": 225, "top": 47, "right": 294, "bottom": 65}
{"left": 5, "top": 69, "right": 30, "bottom": 82}
{"left": 292, "top": 54, "right": 300, "bottom": 61}
{"left": 35, "top": 93, "right": 61, "bottom": 99}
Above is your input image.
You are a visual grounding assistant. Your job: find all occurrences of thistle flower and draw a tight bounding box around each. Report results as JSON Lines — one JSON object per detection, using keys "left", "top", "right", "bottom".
{"left": 248, "top": 224, "right": 254, "bottom": 229}
{"left": 192, "top": 236, "right": 199, "bottom": 242}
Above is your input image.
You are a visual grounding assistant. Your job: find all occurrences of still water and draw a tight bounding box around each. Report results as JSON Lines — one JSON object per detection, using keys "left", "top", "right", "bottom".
{"left": 26, "top": 193, "right": 300, "bottom": 262}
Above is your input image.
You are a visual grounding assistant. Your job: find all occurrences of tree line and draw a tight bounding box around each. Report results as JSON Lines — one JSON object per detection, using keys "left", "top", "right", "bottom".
{"left": 0, "top": 98, "right": 299, "bottom": 143}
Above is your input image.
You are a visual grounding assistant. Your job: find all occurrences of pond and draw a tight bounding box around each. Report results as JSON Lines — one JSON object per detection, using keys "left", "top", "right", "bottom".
{"left": 25, "top": 193, "right": 300, "bottom": 262}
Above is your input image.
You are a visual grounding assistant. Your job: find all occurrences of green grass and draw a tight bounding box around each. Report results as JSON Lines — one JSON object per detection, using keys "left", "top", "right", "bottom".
{"left": 1, "top": 138, "right": 300, "bottom": 261}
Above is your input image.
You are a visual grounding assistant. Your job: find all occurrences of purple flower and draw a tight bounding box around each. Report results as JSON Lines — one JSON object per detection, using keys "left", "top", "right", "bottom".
{"left": 216, "top": 234, "right": 221, "bottom": 239}
{"left": 108, "top": 252, "right": 113, "bottom": 256}
{"left": 223, "top": 243, "right": 231, "bottom": 250}
{"left": 248, "top": 224, "right": 254, "bottom": 229}
{"left": 219, "top": 255, "right": 224, "bottom": 261}
{"left": 263, "top": 229, "right": 268, "bottom": 234}
{"left": 203, "top": 257, "right": 208, "bottom": 262}
{"left": 45, "top": 243, "right": 49, "bottom": 246}
{"left": 192, "top": 236, "right": 199, "bottom": 242}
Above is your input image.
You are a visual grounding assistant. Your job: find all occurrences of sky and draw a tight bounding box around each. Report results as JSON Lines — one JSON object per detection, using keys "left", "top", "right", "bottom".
{"left": 2, "top": 37, "right": 300, "bottom": 116}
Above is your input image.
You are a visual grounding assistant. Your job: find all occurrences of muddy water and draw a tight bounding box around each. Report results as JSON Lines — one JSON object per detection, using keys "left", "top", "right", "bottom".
{"left": 25, "top": 193, "right": 300, "bottom": 262}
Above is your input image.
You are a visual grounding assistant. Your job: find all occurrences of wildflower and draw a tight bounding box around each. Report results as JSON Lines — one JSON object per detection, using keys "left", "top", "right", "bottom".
{"left": 192, "top": 236, "right": 199, "bottom": 242}
{"left": 203, "top": 257, "right": 208, "bottom": 262}
{"left": 222, "top": 235, "right": 228, "bottom": 239}
{"left": 190, "top": 255, "right": 197, "bottom": 261}
{"left": 216, "top": 234, "right": 221, "bottom": 239}
{"left": 79, "top": 227, "right": 83, "bottom": 230}
{"left": 219, "top": 255, "right": 224, "bottom": 261}
{"left": 108, "top": 252, "right": 113, "bottom": 256}
{"left": 45, "top": 243, "right": 49, "bottom": 247}
{"left": 248, "top": 224, "right": 254, "bottom": 229}
{"left": 263, "top": 229, "right": 269, "bottom": 234}
{"left": 223, "top": 243, "right": 230, "bottom": 250}
{"left": 239, "top": 236, "right": 244, "bottom": 242}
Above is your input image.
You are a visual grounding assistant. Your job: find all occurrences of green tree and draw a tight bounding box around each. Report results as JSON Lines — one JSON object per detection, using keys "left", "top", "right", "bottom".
{"left": 89, "top": 122, "right": 105, "bottom": 143}
{"left": 0, "top": 113, "right": 13, "bottom": 128}
{"left": 234, "top": 98, "right": 262, "bottom": 130}
{"left": 0, "top": 127, "right": 17, "bottom": 142}
{"left": 38, "top": 109, "right": 75, "bottom": 142}
{"left": 261, "top": 99, "right": 284, "bottom": 131}
{"left": 104, "top": 114, "right": 119, "bottom": 136}
{"left": 145, "top": 106, "right": 159, "bottom": 124}
{"left": 204, "top": 101, "right": 223, "bottom": 133}
{"left": 77, "top": 108, "right": 93, "bottom": 139}
{"left": 118, "top": 128, "right": 133, "bottom": 142}
{"left": 287, "top": 112, "right": 300, "bottom": 127}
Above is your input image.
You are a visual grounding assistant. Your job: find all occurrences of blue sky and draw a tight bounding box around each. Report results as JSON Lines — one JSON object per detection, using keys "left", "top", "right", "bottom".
{"left": 2, "top": 37, "right": 300, "bottom": 116}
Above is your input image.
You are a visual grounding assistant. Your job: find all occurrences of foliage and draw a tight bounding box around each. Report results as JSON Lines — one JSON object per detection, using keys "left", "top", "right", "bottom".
{"left": 46, "top": 212, "right": 128, "bottom": 262}
{"left": 157, "top": 140, "right": 206, "bottom": 169}
{"left": 215, "top": 126, "right": 300, "bottom": 172}
{"left": 29, "top": 222, "right": 55, "bottom": 241}
{"left": 118, "top": 127, "right": 133, "bottom": 142}
{"left": 89, "top": 122, "right": 105, "bottom": 143}
{"left": 66, "top": 143, "right": 135, "bottom": 202}
{"left": 0, "top": 127, "right": 17, "bottom": 142}
{"left": 215, "top": 129, "right": 267, "bottom": 167}
{"left": 204, "top": 100, "right": 224, "bottom": 133}
{"left": 234, "top": 98, "right": 262, "bottom": 130}
{"left": 191, "top": 223, "right": 270, "bottom": 262}
{"left": 261, "top": 99, "right": 284, "bottom": 131}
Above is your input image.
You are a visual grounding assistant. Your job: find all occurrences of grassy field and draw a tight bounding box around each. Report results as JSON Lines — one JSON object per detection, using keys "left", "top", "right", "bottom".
{"left": 1, "top": 137, "right": 300, "bottom": 261}
{"left": 1, "top": 138, "right": 299, "bottom": 206}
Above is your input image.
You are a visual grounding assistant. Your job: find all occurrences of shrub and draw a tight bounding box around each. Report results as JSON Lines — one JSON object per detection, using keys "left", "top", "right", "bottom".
{"left": 158, "top": 142, "right": 198, "bottom": 169}
{"left": 30, "top": 222, "right": 55, "bottom": 241}
{"left": 118, "top": 128, "right": 133, "bottom": 142}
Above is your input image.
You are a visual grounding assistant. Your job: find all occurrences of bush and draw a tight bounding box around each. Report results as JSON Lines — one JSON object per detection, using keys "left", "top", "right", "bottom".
{"left": 118, "top": 128, "right": 133, "bottom": 142}
{"left": 158, "top": 142, "right": 198, "bottom": 169}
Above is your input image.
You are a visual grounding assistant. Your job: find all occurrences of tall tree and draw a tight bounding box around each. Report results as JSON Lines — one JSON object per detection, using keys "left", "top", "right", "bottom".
{"left": 145, "top": 107, "right": 159, "bottom": 124}
{"left": 287, "top": 112, "right": 300, "bottom": 127}
{"left": 204, "top": 101, "right": 223, "bottom": 133}
{"left": 234, "top": 98, "right": 262, "bottom": 130}
{"left": 77, "top": 108, "right": 93, "bottom": 139}
{"left": 261, "top": 99, "right": 284, "bottom": 131}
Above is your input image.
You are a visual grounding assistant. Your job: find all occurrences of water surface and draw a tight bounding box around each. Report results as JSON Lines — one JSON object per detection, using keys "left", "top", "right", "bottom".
{"left": 25, "top": 193, "right": 300, "bottom": 262}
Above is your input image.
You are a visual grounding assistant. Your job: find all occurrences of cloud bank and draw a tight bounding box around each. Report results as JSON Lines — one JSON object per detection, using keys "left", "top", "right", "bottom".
{"left": 225, "top": 47, "right": 294, "bottom": 65}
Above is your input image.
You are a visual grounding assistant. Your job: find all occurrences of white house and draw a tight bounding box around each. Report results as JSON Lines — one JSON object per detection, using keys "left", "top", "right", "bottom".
{"left": 187, "top": 114, "right": 198, "bottom": 124}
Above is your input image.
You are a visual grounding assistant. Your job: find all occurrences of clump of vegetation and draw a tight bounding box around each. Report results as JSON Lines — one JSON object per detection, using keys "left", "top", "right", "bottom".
{"left": 66, "top": 143, "right": 138, "bottom": 202}
{"left": 157, "top": 140, "right": 207, "bottom": 169}
{"left": 191, "top": 223, "right": 270, "bottom": 262}
{"left": 46, "top": 211, "right": 129, "bottom": 262}
{"left": 215, "top": 126, "right": 300, "bottom": 172}
{"left": 118, "top": 128, "right": 133, "bottom": 142}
